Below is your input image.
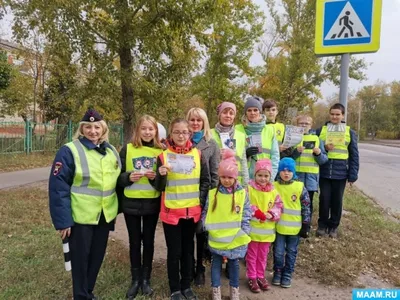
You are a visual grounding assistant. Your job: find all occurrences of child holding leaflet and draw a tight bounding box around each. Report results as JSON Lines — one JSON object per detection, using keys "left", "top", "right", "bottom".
{"left": 202, "top": 150, "right": 251, "bottom": 300}
{"left": 246, "top": 159, "right": 283, "bottom": 293}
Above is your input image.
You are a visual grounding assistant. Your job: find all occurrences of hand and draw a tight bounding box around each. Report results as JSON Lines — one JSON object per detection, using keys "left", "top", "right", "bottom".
{"left": 313, "top": 147, "right": 321, "bottom": 155}
{"left": 325, "top": 143, "right": 335, "bottom": 151}
{"left": 265, "top": 212, "right": 273, "bottom": 220}
{"left": 279, "top": 145, "right": 288, "bottom": 152}
{"left": 254, "top": 209, "right": 267, "bottom": 221}
{"left": 246, "top": 146, "right": 259, "bottom": 158}
{"left": 159, "top": 164, "right": 171, "bottom": 176}
{"left": 348, "top": 181, "right": 354, "bottom": 187}
{"left": 144, "top": 170, "right": 156, "bottom": 180}
{"left": 299, "top": 224, "right": 310, "bottom": 238}
{"left": 129, "top": 172, "right": 143, "bottom": 182}
{"left": 58, "top": 227, "right": 71, "bottom": 240}
{"left": 297, "top": 146, "right": 305, "bottom": 153}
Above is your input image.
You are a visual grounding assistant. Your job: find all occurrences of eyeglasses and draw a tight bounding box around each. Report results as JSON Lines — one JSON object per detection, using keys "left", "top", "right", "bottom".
{"left": 172, "top": 131, "right": 191, "bottom": 136}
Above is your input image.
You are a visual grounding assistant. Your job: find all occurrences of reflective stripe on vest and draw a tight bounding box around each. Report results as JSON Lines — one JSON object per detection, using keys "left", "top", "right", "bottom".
{"left": 211, "top": 128, "right": 246, "bottom": 185}
{"left": 268, "top": 122, "right": 285, "bottom": 144}
{"left": 66, "top": 139, "right": 121, "bottom": 225}
{"left": 295, "top": 134, "right": 320, "bottom": 174}
{"left": 248, "top": 186, "right": 278, "bottom": 242}
{"left": 205, "top": 188, "right": 251, "bottom": 250}
{"left": 124, "top": 145, "right": 162, "bottom": 199}
{"left": 274, "top": 181, "right": 303, "bottom": 235}
{"left": 319, "top": 125, "right": 351, "bottom": 160}
{"left": 162, "top": 148, "right": 201, "bottom": 209}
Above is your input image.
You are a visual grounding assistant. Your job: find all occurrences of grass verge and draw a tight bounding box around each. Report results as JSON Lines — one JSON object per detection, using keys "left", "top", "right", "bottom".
{"left": 0, "top": 186, "right": 209, "bottom": 299}
{"left": 0, "top": 152, "right": 54, "bottom": 172}
{"left": 296, "top": 187, "right": 400, "bottom": 287}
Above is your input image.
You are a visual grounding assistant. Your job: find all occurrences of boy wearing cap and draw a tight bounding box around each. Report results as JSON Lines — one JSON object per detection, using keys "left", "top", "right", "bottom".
{"left": 273, "top": 158, "right": 311, "bottom": 288}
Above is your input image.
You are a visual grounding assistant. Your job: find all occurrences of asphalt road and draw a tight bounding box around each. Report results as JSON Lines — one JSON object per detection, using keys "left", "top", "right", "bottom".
{"left": 356, "top": 143, "right": 400, "bottom": 214}
{"left": 0, "top": 167, "right": 50, "bottom": 189}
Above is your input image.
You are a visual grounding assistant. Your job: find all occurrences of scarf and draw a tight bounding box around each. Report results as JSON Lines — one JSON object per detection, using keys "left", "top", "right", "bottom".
{"left": 192, "top": 131, "right": 204, "bottom": 145}
{"left": 241, "top": 114, "right": 267, "bottom": 136}
{"left": 249, "top": 179, "right": 273, "bottom": 192}
{"left": 165, "top": 138, "right": 193, "bottom": 154}
{"left": 142, "top": 140, "right": 154, "bottom": 147}
{"left": 214, "top": 122, "right": 235, "bottom": 139}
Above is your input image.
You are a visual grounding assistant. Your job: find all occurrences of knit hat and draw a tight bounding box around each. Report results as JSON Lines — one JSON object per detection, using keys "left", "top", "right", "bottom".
{"left": 244, "top": 96, "right": 263, "bottom": 113}
{"left": 81, "top": 108, "right": 103, "bottom": 122}
{"left": 218, "top": 149, "right": 238, "bottom": 179}
{"left": 278, "top": 157, "right": 297, "bottom": 178}
{"left": 217, "top": 102, "right": 237, "bottom": 117}
{"left": 255, "top": 158, "right": 272, "bottom": 176}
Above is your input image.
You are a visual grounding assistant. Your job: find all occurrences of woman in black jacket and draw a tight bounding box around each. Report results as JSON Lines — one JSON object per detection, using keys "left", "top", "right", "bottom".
{"left": 118, "top": 115, "right": 164, "bottom": 299}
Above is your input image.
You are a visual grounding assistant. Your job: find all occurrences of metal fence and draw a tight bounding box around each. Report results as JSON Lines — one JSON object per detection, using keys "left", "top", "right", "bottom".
{"left": 0, "top": 121, "right": 124, "bottom": 154}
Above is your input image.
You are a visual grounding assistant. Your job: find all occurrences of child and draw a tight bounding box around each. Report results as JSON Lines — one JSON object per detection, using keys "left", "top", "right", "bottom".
{"left": 202, "top": 150, "right": 251, "bottom": 300}
{"left": 291, "top": 115, "right": 328, "bottom": 220}
{"left": 316, "top": 103, "right": 359, "bottom": 238}
{"left": 246, "top": 159, "right": 283, "bottom": 293}
{"left": 117, "top": 115, "right": 163, "bottom": 299}
{"left": 154, "top": 118, "right": 210, "bottom": 300}
{"left": 262, "top": 99, "right": 285, "bottom": 150}
{"left": 273, "top": 158, "right": 311, "bottom": 288}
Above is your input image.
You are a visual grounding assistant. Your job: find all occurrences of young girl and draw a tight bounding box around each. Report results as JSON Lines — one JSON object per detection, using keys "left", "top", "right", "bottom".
{"left": 202, "top": 150, "right": 251, "bottom": 300}
{"left": 246, "top": 159, "right": 283, "bottom": 293}
{"left": 316, "top": 103, "right": 359, "bottom": 238}
{"left": 273, "top": 158, "right": 311, "bottom": 288}
{"left": 154, "top": 118, "right": 210, "bottom": 300}
{"left": 117, "top": 115, "right": 163, "bottom": 299}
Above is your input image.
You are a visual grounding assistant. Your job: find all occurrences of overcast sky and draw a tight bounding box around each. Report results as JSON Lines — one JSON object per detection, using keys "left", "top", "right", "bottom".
{"left": 1, "top": 0, "right": 399, "bottom": 99}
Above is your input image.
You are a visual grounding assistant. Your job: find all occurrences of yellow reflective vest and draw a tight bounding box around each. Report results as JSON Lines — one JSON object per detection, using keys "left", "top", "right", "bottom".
{"left": 66, "top": 139, "right": 121, "bottom": 225}
{"left": 235, "top": 124, "right": 274, "bottom": 161}
{"left": 268, "top": 122, "right": 285, "bottom": 144}
{"left": 319, "top": 125, "right": 351, "bottom": 160}
{"left": 248, "top": 186, "right": 279, "bottom": 242}
{"left": 124, "top": 144, "right": 162, "bottom": 199}
{"left": 295, "top": 134, "right": 320, "bottom": 174}
{"left": 211, "top": 128, "right": 246, "bottom": 185}
{"left": 205, "top": 188, "right": 251, "bottom": 250}
{"left": 274, "top": 181, "right": 303, "bottom": 235}
{"left": 162, "top": 148, "right": 201, "bottom": 209}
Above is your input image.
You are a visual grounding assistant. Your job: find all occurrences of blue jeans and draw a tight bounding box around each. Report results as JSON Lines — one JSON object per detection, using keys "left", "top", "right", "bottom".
{"left": 211, "top": 254, "right": 239, "bottom": 288}
{"left": 273, "top": 233, "right": 300, "bottom": 275}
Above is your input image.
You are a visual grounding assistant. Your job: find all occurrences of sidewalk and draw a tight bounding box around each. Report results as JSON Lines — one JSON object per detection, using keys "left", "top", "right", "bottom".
{"left": 0, "top": 167, "right": 50, "bottom": 189}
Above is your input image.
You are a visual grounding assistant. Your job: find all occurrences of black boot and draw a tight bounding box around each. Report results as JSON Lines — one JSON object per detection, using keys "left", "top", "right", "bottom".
{"left": 141, "top": 266, "right": 154, "bottom": 296}
{"left": 126, "top": 268, "right": 141, "bottom": 300}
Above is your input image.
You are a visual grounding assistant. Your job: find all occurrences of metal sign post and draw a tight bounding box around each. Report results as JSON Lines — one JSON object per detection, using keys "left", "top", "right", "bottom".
{"left": 339, "top": 53, "right": 350, "bottom": 122}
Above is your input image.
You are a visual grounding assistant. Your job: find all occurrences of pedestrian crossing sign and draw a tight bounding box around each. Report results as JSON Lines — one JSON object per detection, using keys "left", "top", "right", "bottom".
{"left": 315, "top": 0, "right": 382, "bottom": 55}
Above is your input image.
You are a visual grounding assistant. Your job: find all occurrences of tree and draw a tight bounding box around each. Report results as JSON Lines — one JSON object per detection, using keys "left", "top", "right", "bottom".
{"left": 251, "top": 0, "right": 367, "bottom": 122}
{"left": 0, "top": 50, "right": 12, "bottom": 90}
{"left": 7, "top": 0, "right": 216, "bottom": 142}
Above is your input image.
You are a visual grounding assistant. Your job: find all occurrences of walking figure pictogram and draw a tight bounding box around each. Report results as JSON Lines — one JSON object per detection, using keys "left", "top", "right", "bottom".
{"left": 330, "top": 10, "right": 363, "bottom": 39}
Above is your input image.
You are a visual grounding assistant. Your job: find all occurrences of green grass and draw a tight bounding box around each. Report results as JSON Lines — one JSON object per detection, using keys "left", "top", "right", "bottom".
{"left": 0, "top": 152, "right": 54, "bottom": 172}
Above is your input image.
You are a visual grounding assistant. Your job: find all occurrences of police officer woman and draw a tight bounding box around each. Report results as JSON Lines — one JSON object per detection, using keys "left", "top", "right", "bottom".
{"left": 49, "top": 109, "right": 121, "bottom": 300}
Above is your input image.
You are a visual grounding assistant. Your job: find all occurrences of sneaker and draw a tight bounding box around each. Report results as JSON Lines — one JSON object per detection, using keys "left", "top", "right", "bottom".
{"left": 248, "top": 278, "right": 261, "bottom": 293}
{"left": 316, "top": 226, "right": 328, "bottom": 237}
{"left": 280, "top": 275, "right": 292, "bottom": 288}
{"left": 329, "top": 227, "right": 338, "bottom": 238}
{"left": 272, "top": 271, "right": 282, "bottom": 286}
{"left": 257, "top": 278, "right": 270, "bottom": 291}
{"left": 171, "top": 291, "right": 185, "bottom": 300}
{"left": 181, "top": 288, "right": 198, "bottom": 300}
{"left": 194, "top": 271, "right": 205, "bottom": 286}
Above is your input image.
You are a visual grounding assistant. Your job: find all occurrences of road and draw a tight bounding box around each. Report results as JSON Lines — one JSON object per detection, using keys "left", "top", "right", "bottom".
{"left": 0, "top": 167, "right": 50, "bottom": 189}
{"left": 356, "top": 143, "right": 400, "bottom": 214}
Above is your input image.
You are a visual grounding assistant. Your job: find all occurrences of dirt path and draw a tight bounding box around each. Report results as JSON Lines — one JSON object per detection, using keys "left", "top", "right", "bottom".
{"left": 110, "top": 215, "right": 354, "bottom": 300}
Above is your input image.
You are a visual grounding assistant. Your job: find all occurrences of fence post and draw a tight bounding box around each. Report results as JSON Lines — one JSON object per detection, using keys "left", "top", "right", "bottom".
{"left": 120, "top": 126, "right": 124, "bottom": 147}
{"left": 25, "top": 121, "right": 32, "bottom": 154}
{"left": 67, "top": 120, "right": 73, "bottom": 142}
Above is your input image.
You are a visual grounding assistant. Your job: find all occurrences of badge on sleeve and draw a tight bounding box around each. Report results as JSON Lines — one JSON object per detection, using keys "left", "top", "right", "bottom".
{"left": 53, "top": 162, "right": 63, "bottom": 176}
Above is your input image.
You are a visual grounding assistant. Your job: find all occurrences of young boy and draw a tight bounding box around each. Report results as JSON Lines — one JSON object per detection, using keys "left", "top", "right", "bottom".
{"left": 273, "top": 158, "right": 311, "bottom": 288}
{"left": 262, "top": 99, "right": 285, "bottom": 150}
{"left": 291, "top": 115, "right": 328, "bottom": 219}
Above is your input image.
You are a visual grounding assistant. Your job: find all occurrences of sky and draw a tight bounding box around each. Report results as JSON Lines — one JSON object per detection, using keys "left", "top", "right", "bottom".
{"left": 1, "top": 0, "right": 399, "bottom": 99}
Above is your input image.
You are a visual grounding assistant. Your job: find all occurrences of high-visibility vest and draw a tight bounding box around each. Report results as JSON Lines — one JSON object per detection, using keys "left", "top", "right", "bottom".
{"left": 274, "top": 181, "right": 303, "bottom": 235}
{"left": 319, "top": 125, "right": 351, "bottom": 160}
{"left": 248, "top": 186, "right": 278, "bottom": 242}
{"left": 66, "top": 139, "right": 121, "bottom": 225}
{"left": 295, "top": 134, "right": 320, "bottom": 174}
{"left": 268, "top": 122, "right": 285, "bottom": 144}
{"left": 211, "top": 128, "right": 246, "bottom": 185}
{"left": 124, "top": 144, "right": 162, "bottom": 198}
{"left": 205, "top": 188, "right": 251, "bottom": 250}
{"left": 236, "top": 124, "right": 274, "bottom": 161}
{"left": 162, "top": 148, "right": 201, "bottom": 209}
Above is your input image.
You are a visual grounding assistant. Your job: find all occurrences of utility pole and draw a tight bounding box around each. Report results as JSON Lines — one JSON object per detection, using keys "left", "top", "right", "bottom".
{"left": 357, "top": 98, "right": 362, "bottom": 141}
